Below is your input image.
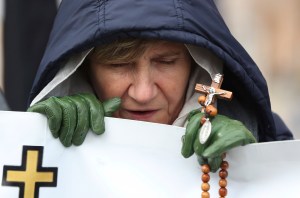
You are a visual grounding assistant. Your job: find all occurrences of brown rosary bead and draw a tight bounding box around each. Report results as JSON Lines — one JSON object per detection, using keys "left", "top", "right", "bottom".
{"left": 219, "top": 187, "right": 227, "bottom": 197}
{"left": 205, "top": 105, "right": 218, "bottom": 117}
{"left": 201, "top": 191, "right": 210, "bottom": 198}
{"left": 219, "top": 170, "right": 228, "bottom": 179}
{"left": 219, "top": 179, "right": 227, "bottom": 188}
{"left": 220, "top": 161, "right": 229, "bottom": 170}
{"left": 198, "top": 95, "right": 206, "bottom": 105}
{"left": 202, "top": 173, "right": 210, "bottom": 183}
{"left": 201, "top": 183, "right": 210, "bottom": 192}
{"left": 201, "top": 164, "right": 210, "bottom": 174}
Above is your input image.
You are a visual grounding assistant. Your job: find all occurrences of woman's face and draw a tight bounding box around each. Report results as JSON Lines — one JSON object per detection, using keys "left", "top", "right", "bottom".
{"left": 89, "top": 41, "right": 191, "bottom": 124}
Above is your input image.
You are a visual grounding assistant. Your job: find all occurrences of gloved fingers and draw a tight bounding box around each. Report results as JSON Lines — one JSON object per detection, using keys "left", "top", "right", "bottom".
{"left": 193, "top": 132, "right": 209, "bottom": 157}
{"left": 197, "top": 155, "right": 223, "bottom": 173}
{"left": 196, "top": 155, "right": 208, "bottom": 166}
{"left": 103, "top": 97, "right": 122, "bottom": 116}
{"left": 78, "top": 93, "right": 104, "bottom": 135}
{"left": 54, "top": 97, "right": 77, "bottom": 147}
{"left": 186, "top": 109, "right": 202, "bottom": 121}
{"left": 181, "top": 112, "right": 202, "bottom": 158}
{"left": 203, "top": 117, "right": 257, "bottom": 158}
{"left": 67, "top": 95, "right": 90, "bottom": 146}
{"left": 207, "top": 155, "right": 223, "bottom": 173}
{"left": 27, "top": 97, "right": 62, "bottom": 138}
{"left": 203, "top": 130, "right": 256, "bottom": 158}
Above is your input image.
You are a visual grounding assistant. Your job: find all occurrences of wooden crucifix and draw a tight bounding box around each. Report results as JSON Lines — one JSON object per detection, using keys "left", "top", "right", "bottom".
{"left": 195, "top": 73, "right": 233, "bottom": 109}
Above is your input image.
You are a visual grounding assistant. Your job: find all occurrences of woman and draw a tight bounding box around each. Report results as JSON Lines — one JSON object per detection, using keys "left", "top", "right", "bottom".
{"left": 28, "top": 0, "right": 293, "bottom": 171}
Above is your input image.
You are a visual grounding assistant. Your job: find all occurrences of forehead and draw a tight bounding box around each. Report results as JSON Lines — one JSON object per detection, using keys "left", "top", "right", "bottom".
{"left": 145, "top": 40, "right": 188, "bottom": 55}
{"left": 147, "top": 40, "right": 184, "bottom": 49}
{"left": 90, "top": 39, "right": 189, "bottom": 64}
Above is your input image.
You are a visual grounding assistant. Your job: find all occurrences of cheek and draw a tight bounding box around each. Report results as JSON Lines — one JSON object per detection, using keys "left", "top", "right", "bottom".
{"left": 166, "top": 77, "right": 188, "bottom": 108}
{"left": 159, "top": 64, "right": 191, "bottom": 116}
{"left": 167, "top": 64, "right": 191, "bottom": 97}
{"left": 89, "top": 67, "right": 129, "bottom": 100}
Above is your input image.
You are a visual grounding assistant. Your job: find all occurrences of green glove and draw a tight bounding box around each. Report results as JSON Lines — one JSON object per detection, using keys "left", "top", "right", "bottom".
{"left": 27, "top": 93, "right": 121, "bottom": 147}
{"left": 181, "top": 110, "right": 257, "bottom": 172}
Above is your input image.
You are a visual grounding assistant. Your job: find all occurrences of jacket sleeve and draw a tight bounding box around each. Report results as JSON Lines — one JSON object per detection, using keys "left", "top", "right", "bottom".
{"left": 272, "top": 112, "right": 294, "bottom": 140}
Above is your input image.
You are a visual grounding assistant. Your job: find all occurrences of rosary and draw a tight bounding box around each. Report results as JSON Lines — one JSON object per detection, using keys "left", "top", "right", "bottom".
{"left": 195, "top": 73, "right": 233, "bottom": 198}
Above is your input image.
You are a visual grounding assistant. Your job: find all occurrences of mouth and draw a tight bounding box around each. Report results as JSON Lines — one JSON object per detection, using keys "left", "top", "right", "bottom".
{"left": 124, "top": 109, "right": 159, "bottom": 121}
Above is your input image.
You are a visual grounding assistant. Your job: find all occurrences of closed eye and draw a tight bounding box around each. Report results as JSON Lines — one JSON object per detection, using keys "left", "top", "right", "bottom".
{"left": 154, "top": 58, "right": 177, "bottom": 65}
{"left": 109, "top": 63, "right": 131, "bottom": 67}
{"left": 158, "top": 60, "right": 175, "bottom": 65}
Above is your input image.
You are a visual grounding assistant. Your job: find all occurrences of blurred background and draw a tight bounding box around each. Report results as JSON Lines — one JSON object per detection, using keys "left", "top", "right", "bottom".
{"left": 217, "top": 0, "right": 300, "bottom": 139}
{"left": 0, "top": 0, "right": 299, "bottom": 138}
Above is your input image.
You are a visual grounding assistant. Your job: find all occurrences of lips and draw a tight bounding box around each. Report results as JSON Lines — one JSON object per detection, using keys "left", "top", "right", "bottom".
{"left": 122, "top": 109, "right": 159, "bottom": 121}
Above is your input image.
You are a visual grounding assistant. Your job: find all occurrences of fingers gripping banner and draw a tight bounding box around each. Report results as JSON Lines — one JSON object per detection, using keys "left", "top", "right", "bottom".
{"left": 0, "top": 111, "right": 300, "bottom": 197}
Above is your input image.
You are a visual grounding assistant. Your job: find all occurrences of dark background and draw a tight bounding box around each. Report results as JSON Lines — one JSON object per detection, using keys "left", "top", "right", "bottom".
{"left": 3, "top": 0, "right": 57, "bottom": 111}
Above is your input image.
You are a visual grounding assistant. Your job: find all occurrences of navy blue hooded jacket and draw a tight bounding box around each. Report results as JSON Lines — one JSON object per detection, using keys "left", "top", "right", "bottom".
{"left": 29, "top": 0, "right": 293, "bottom": 141}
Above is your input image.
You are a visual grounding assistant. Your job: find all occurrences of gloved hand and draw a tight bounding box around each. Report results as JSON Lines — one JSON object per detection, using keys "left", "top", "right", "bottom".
{"left": 27, "top": 93, "right": 121, "bottom": 147}
{"left": 181, "top": 110, "right": 257, "bottom": 172}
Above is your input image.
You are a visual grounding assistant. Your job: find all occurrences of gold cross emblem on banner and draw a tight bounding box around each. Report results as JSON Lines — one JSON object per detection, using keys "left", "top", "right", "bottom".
{"left": 2, "top": 146, "right": 58, "bottom": 198}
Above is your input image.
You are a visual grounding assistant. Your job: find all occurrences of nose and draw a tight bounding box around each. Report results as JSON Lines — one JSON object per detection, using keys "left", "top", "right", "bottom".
{"left": 128, "top": 66, "right": 158, "bottom": 104}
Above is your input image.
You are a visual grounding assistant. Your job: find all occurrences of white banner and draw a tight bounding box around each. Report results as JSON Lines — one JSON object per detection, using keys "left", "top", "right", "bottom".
{"left": 0, "top": 111, "right": 299, "bottom": 198}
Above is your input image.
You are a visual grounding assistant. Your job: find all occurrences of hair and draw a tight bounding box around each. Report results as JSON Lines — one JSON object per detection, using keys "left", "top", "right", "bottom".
{"left": 88, "top": 38, "right": 164, "bottom": 64}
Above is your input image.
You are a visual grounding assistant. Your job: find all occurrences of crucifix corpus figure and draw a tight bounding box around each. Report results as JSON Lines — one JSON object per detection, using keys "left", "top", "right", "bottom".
{"left": 195, "top": 73, "right": 232, "bottom": 109}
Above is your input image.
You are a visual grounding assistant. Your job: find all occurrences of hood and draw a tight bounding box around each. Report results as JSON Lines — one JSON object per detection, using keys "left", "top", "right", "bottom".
{"left": 29, "top": 0, "right": 277, "bottom": 141}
